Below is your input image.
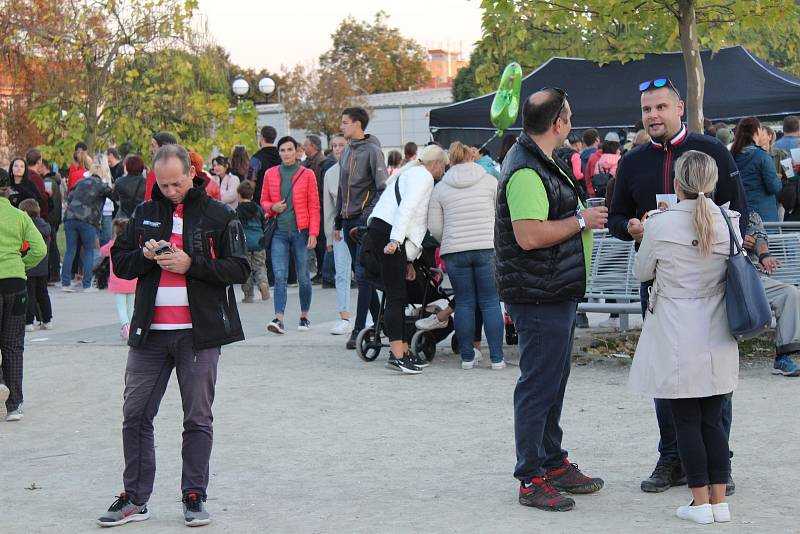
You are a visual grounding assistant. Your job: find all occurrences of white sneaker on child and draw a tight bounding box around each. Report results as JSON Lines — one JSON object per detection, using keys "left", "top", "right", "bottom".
{"left": 330, "top": 319, "right": 351, "bottom": 335}
{"left": 711, "top": 503, "right": 731, "bottom": 523}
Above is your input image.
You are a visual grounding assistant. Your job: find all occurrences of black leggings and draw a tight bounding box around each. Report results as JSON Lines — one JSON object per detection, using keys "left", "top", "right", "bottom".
{"left": 669, "top": 394, "right": 730, "bottom": 488}
{"left": 368, "top": 219, "right": 408, "bottom": 343}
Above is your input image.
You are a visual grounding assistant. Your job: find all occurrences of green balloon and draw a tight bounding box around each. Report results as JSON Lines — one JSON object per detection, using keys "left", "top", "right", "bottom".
{"left": 490, "top": 62, "right": 523, "bottom": 135}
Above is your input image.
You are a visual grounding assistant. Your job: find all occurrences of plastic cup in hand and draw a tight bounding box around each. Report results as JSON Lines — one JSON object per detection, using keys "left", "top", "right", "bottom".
{"left": 587, "top": 198, "right": 605, "bottom": 208}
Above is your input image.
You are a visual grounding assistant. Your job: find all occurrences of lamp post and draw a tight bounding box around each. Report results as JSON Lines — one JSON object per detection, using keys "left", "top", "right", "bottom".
{"left": 258, "top": 77, "right": 276, "bottom": 103}
{"left": 232, "top": 78, "right": 250, "bottom": 101}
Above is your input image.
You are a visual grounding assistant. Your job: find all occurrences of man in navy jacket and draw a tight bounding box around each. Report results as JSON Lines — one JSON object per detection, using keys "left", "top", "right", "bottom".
{"left": 609, "top": 79, "right": 747, "bottom": 496}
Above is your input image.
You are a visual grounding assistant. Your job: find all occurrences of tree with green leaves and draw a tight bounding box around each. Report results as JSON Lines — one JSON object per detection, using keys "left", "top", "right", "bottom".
{"left": 319, "top": 11, "right": 429, "bottom": 94}
{"left": 477, "top": 0, "right": 800, "bottom": 132}
{"left": 279, "top": 64, "right": 368, "bottom": 142}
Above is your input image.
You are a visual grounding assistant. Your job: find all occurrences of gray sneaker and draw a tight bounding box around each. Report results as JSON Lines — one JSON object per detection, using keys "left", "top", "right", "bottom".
{"left": 183, "top": 493, "right": 211, "bottom": 527}
{"left": 6, "top": 403, "right": 23, "bottom": 422}
{"left": 0, "top": 383, "right": 9, "bottom": 419}
{"left": 97, "top": 493, "right": 150, "bottom": 527}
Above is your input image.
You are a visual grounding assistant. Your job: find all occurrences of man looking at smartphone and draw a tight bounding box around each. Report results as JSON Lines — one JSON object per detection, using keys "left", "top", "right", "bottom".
{"left": 101, "top": 144, "right": 250, "bottom": 528}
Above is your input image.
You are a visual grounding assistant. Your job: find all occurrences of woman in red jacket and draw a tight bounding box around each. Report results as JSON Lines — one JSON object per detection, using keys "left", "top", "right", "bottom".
{"left": 260, "top": 136, "right": 320, "bottom": 334}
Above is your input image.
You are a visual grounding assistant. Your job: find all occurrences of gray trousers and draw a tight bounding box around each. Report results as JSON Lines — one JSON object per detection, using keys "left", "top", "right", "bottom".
{"left": 762, "top": 276, "right": 800, "bottom": 355}
{"left": 122, "top": 329, "right": 220, "bottom": 504}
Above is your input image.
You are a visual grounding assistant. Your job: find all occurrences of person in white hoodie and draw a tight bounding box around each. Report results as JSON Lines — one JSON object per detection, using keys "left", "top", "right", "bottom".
{"left": 322, "top": 135, "right": 352, "bottom": 335}
{"left": 422, "top": 142, "right": 506, "bottom": 369}
{"left": 363, "top": 144, "right": 447, "bottom": 374}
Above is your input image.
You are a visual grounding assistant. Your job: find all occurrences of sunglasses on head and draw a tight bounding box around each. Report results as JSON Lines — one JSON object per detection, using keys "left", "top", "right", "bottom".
{"left": 542, "top": 86, "right": 568, "bottom": 125}
{"left": 639, "top": 78, "right": 680, "bottom": 96}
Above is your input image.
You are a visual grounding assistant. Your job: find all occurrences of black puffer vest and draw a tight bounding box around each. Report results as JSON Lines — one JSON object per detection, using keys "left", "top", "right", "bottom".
{"left": 495, "top": 132, "right": 587, "bottom": 304}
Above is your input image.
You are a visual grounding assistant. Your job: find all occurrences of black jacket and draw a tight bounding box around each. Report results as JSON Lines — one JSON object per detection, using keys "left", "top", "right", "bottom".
{"left": 249, "top": 146, "right": 281, "bottom": 205}
{"left": 111, "top": 178, "right": 251, "bottom": 350}
{"left": 609, "top": 126, "right": 747, "bottom": 240}
{"left": 496, "top": 132, "right": 587, "bottom": 304}
{"left": 112, "top": 174, "right": 147, "bottom": 219}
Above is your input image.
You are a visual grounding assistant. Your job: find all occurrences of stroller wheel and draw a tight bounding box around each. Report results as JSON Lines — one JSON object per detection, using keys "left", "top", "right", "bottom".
{"left": 411, "top": 330, "right": 436, "bottom": 363}
{"left": 450, "top": 333, "right": 459, "bottom": 355}
{"left": 356, "top": 327, "right": 381, "bottom": 362}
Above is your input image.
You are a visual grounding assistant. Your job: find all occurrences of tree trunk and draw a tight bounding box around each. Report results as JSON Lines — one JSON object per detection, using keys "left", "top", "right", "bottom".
{"left": 677, "top": 0, "right": 704, "bottom": 133}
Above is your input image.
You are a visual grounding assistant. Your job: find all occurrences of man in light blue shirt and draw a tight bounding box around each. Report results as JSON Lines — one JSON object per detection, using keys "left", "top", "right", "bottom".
{"left": 775, "top": 115, "right": 800, "bottom": 153}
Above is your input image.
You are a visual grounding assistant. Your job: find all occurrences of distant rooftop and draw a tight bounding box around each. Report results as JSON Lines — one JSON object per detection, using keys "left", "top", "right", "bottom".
{"left": 256, "top": 87, "right": 453, "bottom": 114}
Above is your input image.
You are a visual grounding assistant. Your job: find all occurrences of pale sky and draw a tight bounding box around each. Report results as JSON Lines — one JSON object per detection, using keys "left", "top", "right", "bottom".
{"left": 195, "top": 0, "right": 484, "bottom": 73}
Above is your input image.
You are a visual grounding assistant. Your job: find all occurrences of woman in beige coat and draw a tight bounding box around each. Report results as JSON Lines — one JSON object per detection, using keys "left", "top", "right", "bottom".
{"left": 629, "top": 150, "right": 740, "bottom": 525}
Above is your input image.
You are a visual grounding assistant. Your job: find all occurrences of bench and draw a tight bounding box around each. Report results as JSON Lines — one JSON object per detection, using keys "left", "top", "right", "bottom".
{"left": 578, "top": 231, "right": 641, "bottom": 330}
{"left": 762, "top": 232, "right": 800, "bottom": 287}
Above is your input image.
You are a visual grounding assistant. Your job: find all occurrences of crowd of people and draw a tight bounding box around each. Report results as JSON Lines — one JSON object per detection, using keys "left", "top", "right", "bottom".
{"left": 1, "top": 78, "right": 800, "bottom": 528}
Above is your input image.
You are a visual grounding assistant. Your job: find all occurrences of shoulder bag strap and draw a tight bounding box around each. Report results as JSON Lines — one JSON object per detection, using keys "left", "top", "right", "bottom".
{"left": 394, "top": 175, "right": 402, "bottom": 205}
{"left": 717, "top": 204, "right": 742, "bottom": 257}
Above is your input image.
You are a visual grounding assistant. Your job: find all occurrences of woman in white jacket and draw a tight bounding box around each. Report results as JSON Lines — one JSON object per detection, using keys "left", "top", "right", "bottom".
{"left": 365, "top": 144, "right": 447, "bottom": 374}
{"left": 423, "top": 142, "right": 505, "bottom": 369}
{"left": 630, "top": 150, "right": 739, "bottom": 525}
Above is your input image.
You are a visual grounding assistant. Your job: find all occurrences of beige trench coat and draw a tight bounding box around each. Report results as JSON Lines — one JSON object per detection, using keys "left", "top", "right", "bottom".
{"left": 629, "top": 200, "right": 741, "bottom": 399}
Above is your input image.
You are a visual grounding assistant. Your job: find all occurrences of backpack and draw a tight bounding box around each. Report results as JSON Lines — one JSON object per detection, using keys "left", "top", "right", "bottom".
{"left": 243, "top": 217, "right": 265, "bottom": 251}
{"left": 590, "top": 171, "right": 612, "bottom": 198}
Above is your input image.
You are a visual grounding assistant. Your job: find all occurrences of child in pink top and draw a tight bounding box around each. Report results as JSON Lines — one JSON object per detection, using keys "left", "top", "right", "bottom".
{"left": 100, "top": 219, "right": 137, "bottom": 339}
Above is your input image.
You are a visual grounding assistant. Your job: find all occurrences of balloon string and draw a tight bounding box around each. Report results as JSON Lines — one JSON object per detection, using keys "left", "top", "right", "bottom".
{"left": 478, "top": 132, "right": 499, "bottom": 151}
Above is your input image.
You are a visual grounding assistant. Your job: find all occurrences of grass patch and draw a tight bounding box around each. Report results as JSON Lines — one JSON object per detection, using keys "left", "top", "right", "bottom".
{"left": 581, "top": 330, "right": 776, "bottom": 362}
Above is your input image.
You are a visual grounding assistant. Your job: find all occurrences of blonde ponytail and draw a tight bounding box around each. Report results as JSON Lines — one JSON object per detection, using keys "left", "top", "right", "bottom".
{"left": 673, "top": 150, "right": 719, "bottom": 256}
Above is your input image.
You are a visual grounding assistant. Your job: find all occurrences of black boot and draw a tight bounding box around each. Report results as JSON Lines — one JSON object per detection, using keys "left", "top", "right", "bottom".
{"left": 346, "top": 329, "right": 358, "bottom": 350}
{"left": 641, "top": 463, "right": 686, "bottom": 493}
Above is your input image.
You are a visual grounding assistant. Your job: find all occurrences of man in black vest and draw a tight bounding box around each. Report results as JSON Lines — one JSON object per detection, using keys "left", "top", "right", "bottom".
{"left": 497, "top": 89, "right": 607, "bottom": 512}
{"left": 609, "top": 78, "right": 745, "bottom": 496}
{"left": 248, "top": 126, "right": 282, "bottom": 206}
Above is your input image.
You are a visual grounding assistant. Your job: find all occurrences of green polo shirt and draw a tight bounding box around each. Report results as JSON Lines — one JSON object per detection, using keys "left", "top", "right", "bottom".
{"left": 506, "top": 165, "right": 592, "bottom": 279}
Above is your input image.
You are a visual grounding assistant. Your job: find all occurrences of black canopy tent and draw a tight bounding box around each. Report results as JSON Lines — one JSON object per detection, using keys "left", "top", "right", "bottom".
{"left": 429, "top": 46, "right": 800, "bottom": 151}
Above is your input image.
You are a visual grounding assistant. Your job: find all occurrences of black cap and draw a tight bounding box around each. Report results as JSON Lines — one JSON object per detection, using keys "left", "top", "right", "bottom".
{"left": 0, "top": 168, "right": 9, "bottom": 188}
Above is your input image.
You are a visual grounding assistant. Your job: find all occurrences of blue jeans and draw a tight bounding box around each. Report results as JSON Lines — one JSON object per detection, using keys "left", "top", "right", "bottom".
{"left": 444, "top": 250, "right": 504, "bottom": 363}
{"left": 507, "top": 300, "right": 576, "bottom": 481}
{"left": 640, "top": 281, "right": 733, "bottom": 466}
{"left": 332, "top": 238, "right": 351, "bottom": 313}
{"left": 62, "top": 220, "right": 97, "bottom": 289}
{"left": 271, "top": 229, "right": 312, "bottom": 316}
{"left": 100, "top": 214, "right": 113, "bottom": 246}
{"left": 322, "top": 249, "right": 336, "bottom": 284}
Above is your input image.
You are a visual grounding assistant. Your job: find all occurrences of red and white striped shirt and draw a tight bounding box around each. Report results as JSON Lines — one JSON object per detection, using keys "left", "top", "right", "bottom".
{"left": 151, "top": 204, "right": 192, "bottom": 330}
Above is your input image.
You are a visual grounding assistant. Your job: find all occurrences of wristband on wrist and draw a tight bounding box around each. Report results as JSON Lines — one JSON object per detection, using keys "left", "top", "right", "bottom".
{"left": 575, "top": 208, "right": 586, "bottom": 231}
{"left": 758, "top": 252, "right": 772, "bottom": 262}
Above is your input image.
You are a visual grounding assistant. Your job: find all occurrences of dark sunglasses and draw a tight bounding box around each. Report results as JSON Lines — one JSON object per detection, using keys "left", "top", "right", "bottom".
{"left": 639, "top": 78, "right": 680, "bottom": 96}
{"left": 542, "top": 86, "right": 568, "bottom": 125}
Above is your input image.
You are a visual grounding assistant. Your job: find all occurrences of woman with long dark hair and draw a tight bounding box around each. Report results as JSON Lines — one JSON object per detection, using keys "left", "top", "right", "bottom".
{"left": 731, "top": 117, "right": 782, "bottom": 222}
{"left": 8, "top": 157, "right": 43, "bottom": 209}
{"left": 230, "top": 145, "right": 250, "bottom": 181}
{"left": 212, "top": 155, "right": 240, "bottom": 209}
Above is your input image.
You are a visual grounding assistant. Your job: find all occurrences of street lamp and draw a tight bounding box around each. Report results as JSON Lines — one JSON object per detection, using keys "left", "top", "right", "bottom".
{"left": 258, "top": 77, "right": 276, "bottom": 99}
{"left": 232, "top": 78, "right": 250, "bottom": 100}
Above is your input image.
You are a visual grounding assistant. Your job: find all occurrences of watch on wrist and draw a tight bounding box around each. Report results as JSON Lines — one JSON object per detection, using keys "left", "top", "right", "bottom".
{"left": 575, "top": 208, "right": 586, "bottom": 230}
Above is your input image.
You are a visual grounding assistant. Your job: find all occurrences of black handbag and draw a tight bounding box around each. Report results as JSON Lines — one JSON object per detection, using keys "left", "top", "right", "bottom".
{"left": 718, "top": 205, "right": 772, "bottom": 340}
{"left": 259, "top": 169, "right": 301, "bottom": 250}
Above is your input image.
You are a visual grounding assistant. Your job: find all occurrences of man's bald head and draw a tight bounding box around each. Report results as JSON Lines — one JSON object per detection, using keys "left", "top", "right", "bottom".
{"left": 522, "top": 89, "right": 570, "bottom": 135}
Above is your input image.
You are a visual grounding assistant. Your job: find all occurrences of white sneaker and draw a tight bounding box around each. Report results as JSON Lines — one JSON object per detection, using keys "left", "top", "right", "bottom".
{"left": 711, "top": 503, "right": 731, "bottom": 523}
{"left": 62, "top": 285, "right": 79, "bottom": 292}
{"left": 6, "top": 403, "right": 23, "bottom": 422}
{"left": 41, "top": 322, "right": 53, "bottom": 330}
{"left": 473, "top": 348, "right": 483, "bottom": 363}
{"left": 0, "top": 383, "right": 9, "bottom": 419}
{"left": 330, "top": 319, "right": 351, "bottom": 335}
{"left": 25, "top": 324, "right": 35, "bottom": 332}
{"left": 415, "top": 315, "right": 448, "bottom": 331}
{"left": 676, "top": 502, "right": 714, "bottom": 524}
{"left": 491, "top": 360, "right": 507, "bottom": 370}
{"left": 599, "top": 317, "right": 620, "bottom": 328}
{"left": 83, "top": 287, "right": 99, "bottom": 293}
{"left": 461, "top": 357, "right": 476, "bottom": 369}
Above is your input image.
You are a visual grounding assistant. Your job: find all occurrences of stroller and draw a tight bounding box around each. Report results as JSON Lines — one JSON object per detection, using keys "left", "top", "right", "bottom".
{"left": 354, "top": 229, "right": 455, "bottom": 364}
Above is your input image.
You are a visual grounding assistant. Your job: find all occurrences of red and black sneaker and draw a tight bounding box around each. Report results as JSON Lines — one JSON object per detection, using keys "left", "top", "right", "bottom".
{"left": 546, "top": 459, "right": 604, "bottom": 494}
{"left": 518, "top": 477, "right": 575, "bottom": 511}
